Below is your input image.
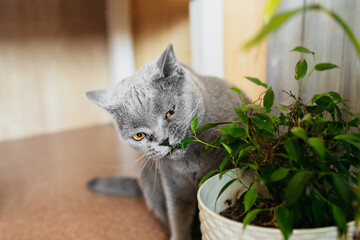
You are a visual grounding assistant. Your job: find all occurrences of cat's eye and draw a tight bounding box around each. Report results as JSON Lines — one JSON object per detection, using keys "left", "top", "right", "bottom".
{"left": 133, "top": 132, "right": 146, "bottom": 141}
{"left": 165, "top": 106, "right": 175, "bottom": 119}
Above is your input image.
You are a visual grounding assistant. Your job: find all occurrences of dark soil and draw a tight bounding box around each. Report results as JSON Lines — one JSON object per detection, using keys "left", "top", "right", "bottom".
{"left": 220, "top": 202, "right": 277, "bottom": 228}
{"left": 220, "top": 200, "right": 355, "bottom": 230}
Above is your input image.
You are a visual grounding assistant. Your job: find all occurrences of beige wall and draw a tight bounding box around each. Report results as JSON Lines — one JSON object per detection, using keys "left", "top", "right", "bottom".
{"left": 0, "top": 0, "right": 267, "bottom": 142}
{"left": 0, "top": 0, "right": 111, "bottom": 142}
{"left": 131, "top": 0, "right": 191, "bottom": 69}
{"left": 224, "top": 0, "right": 268, "bottom": 101}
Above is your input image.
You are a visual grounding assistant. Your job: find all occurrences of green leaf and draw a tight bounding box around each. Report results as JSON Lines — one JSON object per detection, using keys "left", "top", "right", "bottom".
{"left": 242, "top": 163, "right": 258, "bottom": 171}
{"left": 191, "top": 116, "right": 199, "bottom": 134}
{"left": 263, "top": 0, "right": 283, "bottom": 24}
{"left": 269, "top": 167, "right": 290, "bottom": 183}
{"left": 233, "top": 107, "right": 248, "bottom": 122}
{"left": 332, "top": 205, "right": 347, "bottom": 234}
{"left": 315, "top": 63, "right": 339, "bottom": 71}
{"left": 230, "top": 87, "right": 242, "bottom": 95}
{"left": 243, "top": 7, "right": 304, "bottom": 49}
{"left": 260, "top": 165, "right": 277, "bottom": 184}
{"left": 244, "top": 76, "right": 268, "bottom": 88}
{"left": 250, "top": 114, "right": 274, "bottom": 134}
{"left": 294, "top": 59, "right": 307, "bottom": 80}
{"left": 334, "top": 134, "right": 360, "bottom": 149}
{"left": 219, "top": 169, "right": 230, "bottom": 180}
{"left": 263, "top": 87, "right": 275, "bottom": 111}
{"left": 291, "top": 127, "right": 308, "bottom": 141}
{"left": 199, "top": 122, "right": 232, "bottom": 133}
{"left": 311, "top": 192, "right": 325, "bottom": 227}
{"left": 244, "top": 4, "right": 360, "bottom": 58}
{"left": 290, "top": 46, "right": 315, "bottom": 55}
{"left": 246, "top": 104, "right": 267, "bottom": 114}
{"left": 221, "top": 142, "right": 232, "bottom": 154}
{"left": 276, "top": 104, "right": 289, "bottom": 112}
{"left": 243, "top": 209, "right": 261, "bottom": 228}
{"left": 215, "top": 178, "right": 237, "bottom": 204}
{"left": 218, "top": 126, "right": 247, "bottom": 138}
{"left": 198, "top": 170, "right": 218, "bottom": 187}
{"left": 285, "top": 171, "right": 309, "bottom": 206}
{"left": 219, "top": 155, "right": 232, "bottom": 172}
{"left": 308, "top": 137, "right": 325, "bottom": 160}
{"left": 277, "top": 207, "right": 294, "bottom": 240}
{"left": 332, "top": 174, "right": 350, "bottom": 206}
{"left": 284, "top": 139, "right": 302, "bottom": 164}
{"left": 243, "top": 188, "right": 258, "bottom": 212}
{"left": 300, "top": 113, "right": 313, "bottom": 123}
{"left": 177, "top": 136, "right": 194, "bottom": 148}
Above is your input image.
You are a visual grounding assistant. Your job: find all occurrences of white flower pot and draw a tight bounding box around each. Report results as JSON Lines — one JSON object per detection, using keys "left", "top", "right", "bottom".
{"left": 197, "top": 169, "right": 355, "bottom": 240}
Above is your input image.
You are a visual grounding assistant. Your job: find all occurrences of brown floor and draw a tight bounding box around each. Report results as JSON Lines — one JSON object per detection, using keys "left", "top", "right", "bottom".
{"left": 0, "top": 125, "right": 168, "bottom": 240}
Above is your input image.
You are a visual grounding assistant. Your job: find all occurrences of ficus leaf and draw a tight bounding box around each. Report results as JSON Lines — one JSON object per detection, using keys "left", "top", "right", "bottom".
{"left": 263, "top": 87, "right": 275, "bottom": 111}
{"left": 243, "top": 188, "right": 258, "bottom": 212}
{"left": 177, "top": 136, "right": 194, "bottom": 149}
{"left": 269, "top": 167, "right": 290, "bottom": 183}
{"left": 332, "top": 174, "right": 350, "bottom": 206}
{"left": 290, "top": 46, "right": 315, "bottom": 55}
{"left": 294, "top": 59, "right": 308, "bottom": 80}
{"left": 277, "top": 207, "right": 294, "bottom": 240}
{"left": 263, "top": 0, "right": 283, "bottom": 24}
{"left": 285, "top": 171, "right": 309, "bottom": 206}
{"left": 243, "top": 209, "right": 261, "bottom": 228}
{"left": 219, "top": 155, "right": 232, "bottom": 172}
{"left": 334, "top": 134, "right": 360, "bottom": 149}
{"left": 230, "top": 87, "right": 242, "bottom": 95}
{"left": 215, "top": 178, "right": 237, "bottom": 204}
{"left": 332, "top": 205, "right": 347, "bottom": 234}
{"left": 199, "top": 122, "right": 232, "bottom": 133}
{"left": 198, "top": 170, "right": 218, "bottom": 187}
{"left": 245, "top": 76, "right": 268, "bottom": 88}
{"left": 218, "top": 126, "right": 247, "bottom": 138}
{"left": 246, "top": 104, "right": 267, "bottom": 114}
{"left": 233, "top": 107, "right": 248, "bottom": 122}
{"left": 284, "top": 139, "right": 302, "bottom": 164}
{"left": 307, "top": 137, "right": 325, "bottom": 160}
{"left": 291, "top": 127, "right": 308, "bottom": 141}
{"left": 191, "top": 116, "right": 199, "bottom": 134}
{"left": 311, "top": 192, "right": 325, "bottom": 227}
{"left": 221, "top": 142, "right": 232, "bottom": 154}
{"left": 315, "top": 63, "right": 339, "bottom": 71}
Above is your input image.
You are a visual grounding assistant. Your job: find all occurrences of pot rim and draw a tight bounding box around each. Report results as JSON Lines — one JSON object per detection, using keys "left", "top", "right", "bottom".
{"left": 197, "top": 170, "right": 354, "bottom": 234}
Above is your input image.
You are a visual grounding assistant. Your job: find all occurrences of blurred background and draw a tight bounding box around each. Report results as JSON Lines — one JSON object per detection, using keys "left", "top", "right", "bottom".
{"left": 0, "top": 0, "right": 359, "bottom": 239}
{"left": 0, "top": 0, "right": 359, "bottom": 142}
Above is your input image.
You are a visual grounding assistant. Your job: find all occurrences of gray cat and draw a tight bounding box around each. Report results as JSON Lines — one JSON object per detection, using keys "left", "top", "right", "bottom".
{"left": 86, "top": 44, "right": 248, "bottom": 240}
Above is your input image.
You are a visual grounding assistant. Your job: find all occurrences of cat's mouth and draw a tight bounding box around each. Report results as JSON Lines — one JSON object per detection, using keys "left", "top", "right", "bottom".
{"left": 168, "top": 145, "right": 179, "bottom": 155}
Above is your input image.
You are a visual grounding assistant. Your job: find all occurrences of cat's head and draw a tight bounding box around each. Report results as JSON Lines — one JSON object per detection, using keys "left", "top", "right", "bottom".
{"left": 86, "top": 44, "right": 201, "bottom": 160}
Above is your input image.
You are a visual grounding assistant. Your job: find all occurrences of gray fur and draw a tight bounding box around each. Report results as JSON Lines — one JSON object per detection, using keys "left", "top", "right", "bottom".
{"left": 86, "top": 44, "right": 249, "bottom": 240}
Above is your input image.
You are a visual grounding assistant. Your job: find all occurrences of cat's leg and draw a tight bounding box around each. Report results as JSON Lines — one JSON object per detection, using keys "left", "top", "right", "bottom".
{"left": 160, "top": 171, "right": 197, "bottom": 240}
{"left": 138, "top": 159, "right": 169, "bottom": 230}
{"left": 87, "top": 177, "right": 142, "bottom": 197}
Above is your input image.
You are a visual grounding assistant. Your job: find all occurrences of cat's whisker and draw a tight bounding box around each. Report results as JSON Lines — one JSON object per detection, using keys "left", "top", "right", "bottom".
{"left": 150, "top": 159, "right": 158, "bottom": 198}
{"left": 123, "top": 153, "right": 146, "bottom": 173}
{"left": 139, "top": 156, "right": 150, "bottom": 176}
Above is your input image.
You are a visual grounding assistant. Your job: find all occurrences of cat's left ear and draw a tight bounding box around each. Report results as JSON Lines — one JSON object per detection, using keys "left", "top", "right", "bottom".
{"left": 86, "top": 88, "right": 110, "bottom": 109}
{"left": 156, "top": 43, "right": 182, "bottom": 77}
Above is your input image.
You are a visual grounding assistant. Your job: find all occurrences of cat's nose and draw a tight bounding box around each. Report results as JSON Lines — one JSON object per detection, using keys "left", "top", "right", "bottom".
{"left": 159, "top": 138, "right": 170, "bottom": 146}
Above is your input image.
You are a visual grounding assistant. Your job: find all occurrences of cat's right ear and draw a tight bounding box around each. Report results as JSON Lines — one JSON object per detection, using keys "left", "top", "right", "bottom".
{"left": 155, "top": 43, "right": 182, "bottom": 78}
{"left": 86, "top": 89, "right": 110, "bottom": 109}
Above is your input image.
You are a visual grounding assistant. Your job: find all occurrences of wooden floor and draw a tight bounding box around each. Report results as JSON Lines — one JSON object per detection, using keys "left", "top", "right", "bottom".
{"left": 0, "top": 125, "right": 168, "bottom": 240}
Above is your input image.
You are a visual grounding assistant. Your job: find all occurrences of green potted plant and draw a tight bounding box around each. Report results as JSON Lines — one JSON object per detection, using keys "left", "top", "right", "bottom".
{"left": 179, "top": 47, "right": 360, "bottom": 240}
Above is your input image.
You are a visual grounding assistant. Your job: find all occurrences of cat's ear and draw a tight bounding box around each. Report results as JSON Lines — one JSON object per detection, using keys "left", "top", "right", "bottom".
{"left": 156, "top": 43, "right": 182, "bottom": 77}
{"left": 86, "top": 89, "right": 110, "bottom": 109}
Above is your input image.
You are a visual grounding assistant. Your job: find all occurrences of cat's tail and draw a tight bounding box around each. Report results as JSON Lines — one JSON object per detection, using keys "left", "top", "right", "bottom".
{"left": 87, "top": 177, "right": 143, "bottom": 197}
